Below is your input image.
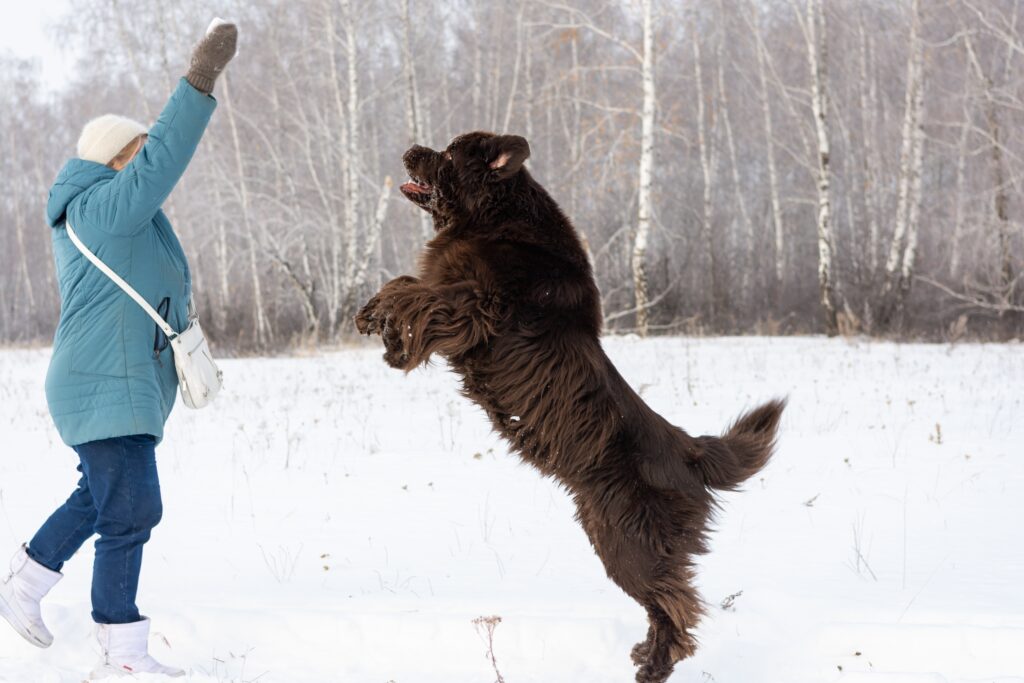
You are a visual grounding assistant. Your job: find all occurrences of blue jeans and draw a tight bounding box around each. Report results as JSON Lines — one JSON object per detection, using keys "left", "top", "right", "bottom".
{"left": 26, "top": 435, "right": 163, "bottom": 624}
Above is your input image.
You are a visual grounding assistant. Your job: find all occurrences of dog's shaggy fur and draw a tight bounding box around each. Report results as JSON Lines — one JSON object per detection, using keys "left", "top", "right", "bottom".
{"left": 356, "top": 132, "right": 785, "bottom": 683}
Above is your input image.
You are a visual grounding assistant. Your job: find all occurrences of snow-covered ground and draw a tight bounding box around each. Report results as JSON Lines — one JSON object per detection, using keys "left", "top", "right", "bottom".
{"left": 0, "top": 336, "right": 1021, "bottom": 683}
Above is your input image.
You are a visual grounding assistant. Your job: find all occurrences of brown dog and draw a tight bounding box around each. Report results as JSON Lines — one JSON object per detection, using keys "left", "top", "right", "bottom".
{"left": 356, "top": 132, "right": 785, "bottom": 683}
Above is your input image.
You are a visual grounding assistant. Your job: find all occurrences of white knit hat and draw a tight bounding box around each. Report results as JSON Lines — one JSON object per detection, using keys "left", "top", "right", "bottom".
{"left": 76, "top": 115, "right": 149, "bottom": 165}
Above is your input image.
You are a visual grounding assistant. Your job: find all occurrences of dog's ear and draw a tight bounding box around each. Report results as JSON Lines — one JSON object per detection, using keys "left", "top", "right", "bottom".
{"left": 488, "top": 135, "right": 531, "bottom": 180}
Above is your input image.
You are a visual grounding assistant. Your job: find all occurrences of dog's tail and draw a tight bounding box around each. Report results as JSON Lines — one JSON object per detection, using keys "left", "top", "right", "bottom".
{"left": 692, "top": 398, "right": 787, "bottom": 491}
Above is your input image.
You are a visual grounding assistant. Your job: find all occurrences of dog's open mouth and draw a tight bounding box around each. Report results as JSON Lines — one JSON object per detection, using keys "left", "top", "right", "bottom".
{"left": 400, "top": 178, "right": 432, "bottom": 205}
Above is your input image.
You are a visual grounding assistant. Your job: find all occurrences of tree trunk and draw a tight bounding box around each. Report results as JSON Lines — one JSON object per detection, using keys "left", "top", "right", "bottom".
{"left": 857, "top": 14, "right": 881, "bottom": 279}
{"left": 5, "top": 127, "right": 35, "bottom": 321}
{"left": 963, "top": 30, "right": 1014, "bottom": 294}
{"left": 401, "top": 0, "right": 431, "bottom": 242}
{"left": 221, "top": 73, "right": 272, "bottom": 347}
{"left": 110, "top": 0, "right": 154, "bottom": 121}
{"left": 501, "top": 0, "right": 527, "bottom": 133}
{"left": 880, "top": 0, "right": 924, "bottom": 330}
{"left": 569, "top": 27, "right": 583, "bottom": 218}
{"left": 717, "top": 2, "right": 755, "bottom": 306}
{"left": 632, "top": 0, "right": 656, "bottom": 336}
{"left": 523, "top": 21, "right": 534, "bottom": 142}
{"left": 805, "top": 0, "right": 839, "bottom": 336}
{"left": 324, "top": 0, "right": 349, "bottom": 337}
{"left": 472, "top": 0, "right": 483, "bottom": 117}
{"left": 751, "top": 2, "right": 785, "bottom": 295}
{"left": 949, "top": 50, "right": 972, "bottom": 278}
{"left": 211, "top": 172, "right": 230, "bottom": 333}
{"left": 692, "top": 19, "right": 719, "bottom": 326}
{"left": 899, "top": 77, "right": 926, "bottom": 307}
{"left": 340, "top": 0, "right": 362, "bottom": 328}
{"left": 352, "top": 177, "right": 392, "bottom": 292}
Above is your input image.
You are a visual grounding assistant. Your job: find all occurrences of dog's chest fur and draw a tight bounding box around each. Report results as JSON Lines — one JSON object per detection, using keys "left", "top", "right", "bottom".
{"left": 415, "top": 227, "right": 629, "bottom": 487}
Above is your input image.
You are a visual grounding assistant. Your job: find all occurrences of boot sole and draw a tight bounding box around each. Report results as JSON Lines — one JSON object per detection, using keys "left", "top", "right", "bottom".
{"left": 86, "top": 663, "right": 186, "bottom": 680}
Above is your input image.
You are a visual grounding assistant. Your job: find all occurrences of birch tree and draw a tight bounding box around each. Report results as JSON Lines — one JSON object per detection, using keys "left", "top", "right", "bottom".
{"left": 632, "top": 0, "right": 656, "bottom": 336}
{"left": 401, "top": 0, "right": 431, "bottom": 242}
{"left": 3, "top": 0, "right": 1022, "bottom": 347}
{"left": 963, "top": 29, "right": 1015, "bottom": 291}
{"left": 220, "top": 73, "right": 272, "bottom": 348}
{"left": 879, "top": 0, "right": 925, "bottom": 330}
{"left": 339, "top": 0, "right": 363, "bottom": 330}
{"left": 749, "top": 2, "right": 786, "bottom": 292}
{"left": 857, "top": 11, "right": 881, "bottom": 277}
{"left": 716, "top": 2, "right": 755, "bottom": 302}
{"left": 692, "top": 15, "right": 719, "bottom": 324}
{"left": 802, "top": 0, "right": 839, "bottom": 336}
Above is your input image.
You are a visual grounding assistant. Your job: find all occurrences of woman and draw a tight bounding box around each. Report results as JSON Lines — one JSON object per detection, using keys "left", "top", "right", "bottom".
{"left": 0, "top": 21, "right": 238, "bottom": 679}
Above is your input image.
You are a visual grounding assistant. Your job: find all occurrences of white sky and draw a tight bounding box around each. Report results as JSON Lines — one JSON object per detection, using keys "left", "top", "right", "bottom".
{"left": 0, "top": 1, "right": 75, "bottom": 91}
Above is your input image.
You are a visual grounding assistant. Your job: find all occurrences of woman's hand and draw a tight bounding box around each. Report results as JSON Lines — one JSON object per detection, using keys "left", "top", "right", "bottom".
{"left": 185, "top": 20, "right": 238, "bottom": 95}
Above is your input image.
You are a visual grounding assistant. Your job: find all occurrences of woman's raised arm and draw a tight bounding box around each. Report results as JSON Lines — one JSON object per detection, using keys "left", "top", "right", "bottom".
{"left": 77, "top": 22, "right": 238, "bottom": 236}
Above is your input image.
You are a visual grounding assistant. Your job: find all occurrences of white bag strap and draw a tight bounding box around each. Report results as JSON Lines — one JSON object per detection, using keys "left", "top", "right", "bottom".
{"left": 65, "top": 221, "right": 179, "bottom": 339}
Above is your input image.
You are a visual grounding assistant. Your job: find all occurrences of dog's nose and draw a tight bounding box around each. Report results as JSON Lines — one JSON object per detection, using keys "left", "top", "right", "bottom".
{"left": 403, "top": 145, "right": 427, "bottom": 163}
{"left": 404, "top": 144, "right": 437, "bottom": 166}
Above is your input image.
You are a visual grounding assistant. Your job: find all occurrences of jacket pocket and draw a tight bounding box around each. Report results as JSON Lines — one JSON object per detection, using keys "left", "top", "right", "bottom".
{"left": 69, "top": 306, "right": 129, "bottom": 378}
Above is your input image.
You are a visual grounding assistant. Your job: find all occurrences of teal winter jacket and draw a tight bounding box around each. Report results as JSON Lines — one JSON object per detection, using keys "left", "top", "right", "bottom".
{"left": 45, "top": 78, "right": 216, "bottom": 446}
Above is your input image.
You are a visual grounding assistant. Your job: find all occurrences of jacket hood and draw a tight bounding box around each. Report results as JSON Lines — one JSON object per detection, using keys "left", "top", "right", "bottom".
{"left": 46, "top": 158, "right": 117, "bottom": 228}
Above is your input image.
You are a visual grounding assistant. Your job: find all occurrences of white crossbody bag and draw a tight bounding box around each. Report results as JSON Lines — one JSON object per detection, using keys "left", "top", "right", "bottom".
{"left": 66, "top": 222, "right": 223, "bottom": 409}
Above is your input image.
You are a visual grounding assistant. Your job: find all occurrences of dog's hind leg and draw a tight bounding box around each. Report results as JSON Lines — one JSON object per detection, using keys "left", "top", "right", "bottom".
{"left": 635, "top": 576, "right": 703, "bottom": 683}
{"left": 634, "top": 605, "right": 677, "bottom": 683}
{"left": 576, "top": 494, "right": 702, "bottom": 679}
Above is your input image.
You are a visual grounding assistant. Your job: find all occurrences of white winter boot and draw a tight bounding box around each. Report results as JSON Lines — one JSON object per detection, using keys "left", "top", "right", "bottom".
{"left": 0, "top": 544, "right": 62, "bottom": 648}
{"left": 88, "top": 618, "right": 185, "bottom": 679}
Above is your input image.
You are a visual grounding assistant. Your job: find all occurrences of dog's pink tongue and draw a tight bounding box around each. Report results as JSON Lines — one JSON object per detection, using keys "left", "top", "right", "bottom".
{"left": 401, "top": 181, "right": 431, "bottom": 195}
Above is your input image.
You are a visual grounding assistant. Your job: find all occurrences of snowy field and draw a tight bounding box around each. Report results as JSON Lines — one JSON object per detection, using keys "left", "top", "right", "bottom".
{"left": 0, "top": 336, "right": 1021, "bottom": 683}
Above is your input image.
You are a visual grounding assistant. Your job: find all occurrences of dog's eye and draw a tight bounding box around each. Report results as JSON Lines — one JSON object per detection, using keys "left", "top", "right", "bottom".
{"left": 443, "top": 151, "right": 452, "bottom": 161}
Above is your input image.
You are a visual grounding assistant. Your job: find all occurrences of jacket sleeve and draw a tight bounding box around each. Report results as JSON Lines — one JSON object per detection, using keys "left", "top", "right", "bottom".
{"left": 79, "top": 78, "right": 217, "bottom": 236}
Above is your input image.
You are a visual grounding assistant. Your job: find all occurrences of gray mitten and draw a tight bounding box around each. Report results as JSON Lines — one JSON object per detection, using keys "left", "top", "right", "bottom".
{"left": 186, "top": 20, "right": 238, "bottom": 94}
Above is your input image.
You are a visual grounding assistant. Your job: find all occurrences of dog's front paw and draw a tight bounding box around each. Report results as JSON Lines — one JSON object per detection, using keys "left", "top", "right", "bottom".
{"left": 381, "top": 319, "right": 410, "bottom": 369}
{"left": 383, "top": 346, "right": 410, "bottom": 370}
{"left": 355, "top": 296, "right": 383, "bottom": 335}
